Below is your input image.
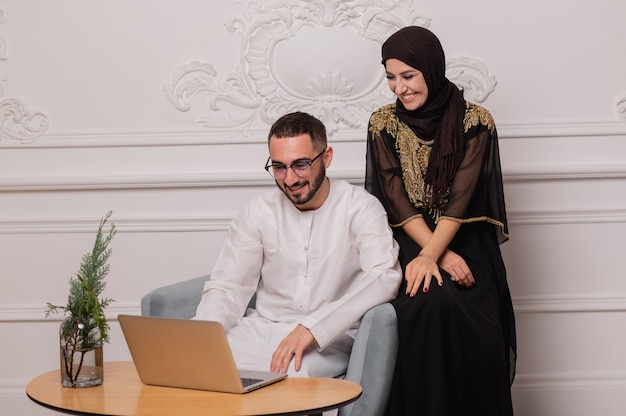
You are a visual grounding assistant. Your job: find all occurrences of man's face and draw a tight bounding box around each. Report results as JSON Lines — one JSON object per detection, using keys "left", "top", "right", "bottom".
{"left": 268, "top": 134, "right": 329, "bottom": 210}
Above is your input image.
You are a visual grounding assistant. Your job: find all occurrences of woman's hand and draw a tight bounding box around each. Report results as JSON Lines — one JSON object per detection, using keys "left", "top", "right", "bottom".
{"left": 404, "top": 253, "right": 443, "bottom": 296}
{"left": 439, "top": 250, "right": 475, "bottom": 287}
{"left": 402, "top": 217, "right": 469, "bottom": 294}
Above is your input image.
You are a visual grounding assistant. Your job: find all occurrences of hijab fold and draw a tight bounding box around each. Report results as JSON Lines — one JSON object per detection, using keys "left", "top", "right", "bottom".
{"left": 382, "top": 26, "right": 466, "bottom": 211}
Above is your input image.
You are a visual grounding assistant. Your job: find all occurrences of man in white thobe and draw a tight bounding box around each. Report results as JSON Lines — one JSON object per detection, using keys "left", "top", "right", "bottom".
{"left": 193, "top": 112, "right": 402, "bottom": 378}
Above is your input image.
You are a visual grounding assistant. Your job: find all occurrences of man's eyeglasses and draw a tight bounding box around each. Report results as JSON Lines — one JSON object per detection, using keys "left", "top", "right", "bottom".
{"left": 264, "top": 148, "right": 326, "bottom": 179}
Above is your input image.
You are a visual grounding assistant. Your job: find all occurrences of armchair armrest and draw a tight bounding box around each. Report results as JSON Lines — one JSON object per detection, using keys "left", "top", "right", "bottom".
{"left": 141, "top": 276, "right": 398, "bottom": 416}
{"left": 339, "top": 302, "right": 398, "bottom": 416}
{"left": 140, "top": 275, "right": 209, "bottom": 319}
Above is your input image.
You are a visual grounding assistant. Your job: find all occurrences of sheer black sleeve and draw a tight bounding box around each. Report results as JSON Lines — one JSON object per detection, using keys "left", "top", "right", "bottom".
{"left": 365, "top": 104, "right": 508, "bottom": 244}
{"left": 441, "top": 123, "right": 509, "bottom": 244}
{"left": 365, "top": 116, "right": 422, "bottom": 227}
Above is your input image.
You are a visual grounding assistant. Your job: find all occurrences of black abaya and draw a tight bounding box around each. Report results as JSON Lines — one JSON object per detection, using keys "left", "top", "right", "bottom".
{"left": 366, "top": 103, "right": 516, "bottom": 416}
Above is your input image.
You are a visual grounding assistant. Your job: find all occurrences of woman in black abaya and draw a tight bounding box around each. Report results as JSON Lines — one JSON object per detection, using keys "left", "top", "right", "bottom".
{"left": 365, "top": 26, "right": 516, "bottom": 416}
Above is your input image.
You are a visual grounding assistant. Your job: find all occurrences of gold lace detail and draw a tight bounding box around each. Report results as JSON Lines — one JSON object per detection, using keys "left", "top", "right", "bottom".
{"left": 464, "top": 102, "right": 495, "bottom": 134}
{"left": 369, "top": 102, "right": 495, "bottom": 215}
{"left": 369, "top": 104, "right": 432, "bottom": 210}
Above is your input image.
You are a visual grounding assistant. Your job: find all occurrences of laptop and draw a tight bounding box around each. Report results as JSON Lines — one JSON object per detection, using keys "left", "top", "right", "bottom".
{"left": 118, "top": 314, "right": 287, "bottom": 393}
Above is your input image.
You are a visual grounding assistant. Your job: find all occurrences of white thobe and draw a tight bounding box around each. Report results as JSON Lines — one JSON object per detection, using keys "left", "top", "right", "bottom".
{"left": 193, "top": 179, "right": 401, "bottom": 377}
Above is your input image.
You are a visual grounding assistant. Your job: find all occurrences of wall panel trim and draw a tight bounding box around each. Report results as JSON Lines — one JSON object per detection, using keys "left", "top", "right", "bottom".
{"left": 513, "top": 294, "right": 626, "bottom": 313}
{"left": 512, "top": 371, "right": 626, "bottom": 391}
{"left": 2, "top": 294, "right": 625, "bottom": 323}
{"left": 0, "top": 303, "right": 140, "bottom": 323}
{"left": 507, "top": 208, "right": 626, "bottom": 225}
{"left": 0, "top": 216, "right": 233, "bottom": 234}
{"left": 2, "top": 207, "right": 626, "bottom": 236}
{"left": 0, "top": 120, "right": 624, "bottom": 149}
{"left": 1, "top": 163, "right": 626, "bottom": 192}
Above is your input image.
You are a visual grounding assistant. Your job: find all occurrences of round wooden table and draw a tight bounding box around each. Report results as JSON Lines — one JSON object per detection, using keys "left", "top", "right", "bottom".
{"left": 26, "top": 361, "right": 362, "bottom": 415}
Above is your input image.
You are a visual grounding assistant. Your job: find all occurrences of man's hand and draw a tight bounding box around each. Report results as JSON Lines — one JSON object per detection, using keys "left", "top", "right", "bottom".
{"left": 270, "top": 324, "right": 315, "bottom": 373}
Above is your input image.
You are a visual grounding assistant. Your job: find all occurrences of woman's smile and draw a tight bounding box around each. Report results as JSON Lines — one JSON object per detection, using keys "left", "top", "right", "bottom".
{"left": 385, "top": 58, "right": 429, "bottom": 111}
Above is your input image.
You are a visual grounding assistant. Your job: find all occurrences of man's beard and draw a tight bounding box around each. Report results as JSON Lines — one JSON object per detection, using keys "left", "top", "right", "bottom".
{"left": 278, "top": 165, "right": 326, "bottom": 207}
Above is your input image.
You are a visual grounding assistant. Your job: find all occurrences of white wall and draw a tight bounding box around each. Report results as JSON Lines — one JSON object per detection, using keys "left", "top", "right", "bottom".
{"left": 1, "top": 0, "right": 625, "bottom": 414}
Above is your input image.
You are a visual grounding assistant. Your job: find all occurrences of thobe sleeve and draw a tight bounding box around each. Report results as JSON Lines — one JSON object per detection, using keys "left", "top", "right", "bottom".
{"left": 192, "top": 202, "right": 263, "bottom": 330}
{"left": 300, "top": 196, "right": 402, "bottom": 350}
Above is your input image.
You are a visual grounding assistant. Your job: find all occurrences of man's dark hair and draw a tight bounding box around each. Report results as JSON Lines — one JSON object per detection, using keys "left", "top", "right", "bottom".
{"left": 268, "top": 112, "right": 327, "bottom": 150}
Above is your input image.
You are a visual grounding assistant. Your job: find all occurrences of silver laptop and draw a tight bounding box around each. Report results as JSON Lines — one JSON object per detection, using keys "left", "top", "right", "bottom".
{"left": 118, "top": 314, "right": 287, "bottom": 393}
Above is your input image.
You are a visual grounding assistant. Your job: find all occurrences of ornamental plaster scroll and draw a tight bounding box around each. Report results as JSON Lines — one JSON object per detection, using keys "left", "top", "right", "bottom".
{"left": 617, "top": 96, "right": 626, "bottom": 121}
{"left": 0, "top": 10, "right": 49, "bottom": 144}
{"left": 446, "top": 57, "right": 497, "bottom": 104}
{"left": 163, "top": 0, "right": 498, "bottom": 137}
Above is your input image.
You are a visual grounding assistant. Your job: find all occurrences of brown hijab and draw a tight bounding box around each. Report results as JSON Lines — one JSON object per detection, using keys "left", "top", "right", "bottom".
{"left": 381, "top": 26, "right": 466, "bottom": 212}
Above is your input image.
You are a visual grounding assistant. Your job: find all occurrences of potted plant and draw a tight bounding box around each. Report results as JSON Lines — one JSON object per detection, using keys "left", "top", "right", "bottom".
{"left": 45, "top": 211, "right": 116, "bottom": 387}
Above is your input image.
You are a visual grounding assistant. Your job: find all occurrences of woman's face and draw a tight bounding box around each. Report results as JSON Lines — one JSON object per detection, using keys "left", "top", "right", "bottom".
{"left": 385, "top": 58, "right": 429, "bottom": 111}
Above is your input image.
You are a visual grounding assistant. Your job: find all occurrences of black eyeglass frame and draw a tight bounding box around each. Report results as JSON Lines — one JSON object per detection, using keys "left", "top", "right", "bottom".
{"left": 264, "top": 148, "right": 327, "bottom": 178}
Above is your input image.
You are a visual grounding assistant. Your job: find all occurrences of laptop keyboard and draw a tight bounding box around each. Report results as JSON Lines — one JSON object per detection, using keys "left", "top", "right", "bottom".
{"left": 241, "top": 377, "right": 263, "bottom": 387}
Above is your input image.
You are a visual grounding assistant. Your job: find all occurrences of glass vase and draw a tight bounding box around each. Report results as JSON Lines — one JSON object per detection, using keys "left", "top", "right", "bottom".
{"left": 59, "top": 316, "right": 104, "bottom": 387}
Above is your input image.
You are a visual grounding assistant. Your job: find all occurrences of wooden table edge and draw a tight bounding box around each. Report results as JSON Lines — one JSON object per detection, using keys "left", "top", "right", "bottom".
{"left": 25, "top": 361, "right": 363, "bottom": 416}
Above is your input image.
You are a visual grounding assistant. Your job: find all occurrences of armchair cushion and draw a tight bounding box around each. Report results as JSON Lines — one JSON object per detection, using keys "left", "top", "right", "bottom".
{"left": 339, "top": 302, "right": 398, "bottom": 416}
{"left": 141, "top": 275, "right": 209, "bottom": 319}
{"left": 141, "top": 275, "right": 397, "bottom": 416}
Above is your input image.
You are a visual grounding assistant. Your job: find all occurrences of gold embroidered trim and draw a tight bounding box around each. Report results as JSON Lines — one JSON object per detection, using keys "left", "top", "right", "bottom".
{"left": 369, "top": 104, "right": 433, "bottom": 212}
{"left": 464, "top": 102, "right": 496, "bottom": 134}
{"left": 390, "top": 213, "right": 423, "bottom": 228}
{"left": 369, "top": 104, "right": 398, "bottom": 139}
{"left": 370, "top": 102, "right": 497, "bottom": 222}
{"left": 437, "top": 215, "right": 509, "bottom": 240}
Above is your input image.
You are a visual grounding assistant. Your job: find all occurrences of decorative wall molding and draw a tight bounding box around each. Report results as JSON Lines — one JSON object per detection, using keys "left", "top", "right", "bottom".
{"left": 507, "top": 207, "right": 626, "bottom": 226}
{"left": 617, "top": 95, "right": 626, "bottom": 121}
{"left": 500, "top": 120, "right": 626, "bottom": 139}
{"left": 0, "top": 303, "right": 140, "bottom": 323}
{"left": 505, "top": 163, "right": 626, "bottom": 182}
{"left": 0, "top": 171, "right": 277, "bottom": 191}
{"left": 2, "top": 294, "right": 625, "bottom": 323}
{"left": 512, "top": 294, "right": 626, "bottom": 314}
{"left": 2, "top": 203, "right": 626, "bottom": 237}
{"left": 1, "top": 119, "right": 624, "bottom": 149}
{"left": 512, "top": 371, "right": 626, "bottom": 391}
{"left": 0, "top": 10, "right": 49, "bottom": 144}
{"left": 0, "top": 383, "right": 24, "bottom": 398}
{"left": 0, "top": 99, "right": 49, "bottom": 143}
{"left": 0, "top": 215, "right": 233, "bottom": 235}
{"left": 446, "top": 56, "right": 497, "bottom": 103}
{"left": 163, "top": 0, "right": 496, "bottom": 136}
{"left": 1, "top": 163, "right": 626, "bottom": 192}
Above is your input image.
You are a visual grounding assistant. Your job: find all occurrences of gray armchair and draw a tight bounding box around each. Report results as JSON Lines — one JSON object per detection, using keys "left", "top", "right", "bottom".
{"left": 141, "top": 275, "right": 398, "bottom": 416}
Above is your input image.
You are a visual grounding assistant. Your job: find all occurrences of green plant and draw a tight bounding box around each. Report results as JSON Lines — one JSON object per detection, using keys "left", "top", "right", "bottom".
{"left": 45, "top": 211, "right": 116, "bottom": 386}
